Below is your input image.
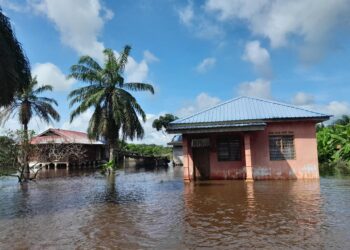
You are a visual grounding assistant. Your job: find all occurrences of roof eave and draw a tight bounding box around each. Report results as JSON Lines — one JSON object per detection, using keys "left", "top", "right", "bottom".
{"left": 167, "top": 124, "right": 266, "bottom": 134}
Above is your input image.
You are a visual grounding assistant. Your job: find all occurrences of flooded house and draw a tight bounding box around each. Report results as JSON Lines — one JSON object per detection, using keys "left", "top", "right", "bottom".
{"left": 167, "top": 135, "right": 183, "bottom": 166}
{"left": 167, "top": 96, "right": 330, "bottom": 181}
{"left": 30, "top": 128, "right": 106, "bottom": 169}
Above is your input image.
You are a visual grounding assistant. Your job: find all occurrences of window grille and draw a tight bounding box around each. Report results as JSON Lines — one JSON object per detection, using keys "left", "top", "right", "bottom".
{"left": 191, "top": 138, "right": 210, "bottom": 148}
{"left": 217, "top": 137, "right": 241, "bottom": 161}
{"left": 269, "top": 135, "right": 295, "bottom": 160}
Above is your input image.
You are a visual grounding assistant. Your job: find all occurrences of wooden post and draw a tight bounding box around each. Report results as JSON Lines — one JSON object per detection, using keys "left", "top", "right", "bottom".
{"left": 244, "top": 134, "right": 253, "bottom": 181}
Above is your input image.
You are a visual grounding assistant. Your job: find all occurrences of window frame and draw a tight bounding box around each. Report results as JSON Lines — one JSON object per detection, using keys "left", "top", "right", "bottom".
{"left": 269, "top": 134, "right": 296, "bottom": 161}
{"left": 216, "top": 137, "right": 242, "bottom": 162}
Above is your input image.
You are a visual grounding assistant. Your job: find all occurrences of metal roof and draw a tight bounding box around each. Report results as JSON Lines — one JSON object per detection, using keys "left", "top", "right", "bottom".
{"left": 171, "top": 96, "right": 330, "bottom": 125}
{"left": 167, "top": 135, "right": 183, "bottom": 146}
{"left": 31, "top": 128, "right": 104, "bottom": 145}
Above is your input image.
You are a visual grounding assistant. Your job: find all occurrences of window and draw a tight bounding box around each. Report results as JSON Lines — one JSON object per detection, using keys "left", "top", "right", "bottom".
{"left": 269, "top": 135, "right": 295, "bottom": 160}
{"left": 217, "top": 137, "right": 241, "bottom": 161}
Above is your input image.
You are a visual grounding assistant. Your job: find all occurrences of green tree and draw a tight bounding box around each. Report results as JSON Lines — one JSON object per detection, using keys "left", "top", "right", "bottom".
{"left": 0, "top": 77, "right": 60, "bottom": 181}
{"left": 68, "top": 46, "right": 154, "bottom": 166}
{"left": 317, "top": 124, "right": 350, "bottom": 176}
{"left": 152, "top": 114, "right": 178, "bottom": 131}
{"left": 0, "top": 8, "right": 31, "bottom": 106}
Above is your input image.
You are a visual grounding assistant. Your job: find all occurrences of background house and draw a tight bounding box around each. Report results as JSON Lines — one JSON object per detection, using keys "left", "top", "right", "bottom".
{"left": 167, "top": 135, "right": 183, "bottom": 166}
{"left": 30, "top": 128, "right": 107, "bottom": 169}
{"left": 167, "top": 96, "right": 330, "bottom": 181}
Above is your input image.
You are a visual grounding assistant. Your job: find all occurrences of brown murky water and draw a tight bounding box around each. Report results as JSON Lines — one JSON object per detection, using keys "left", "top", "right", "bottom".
{"left": 1, "top": 167, "right": 350, "bottom": 249}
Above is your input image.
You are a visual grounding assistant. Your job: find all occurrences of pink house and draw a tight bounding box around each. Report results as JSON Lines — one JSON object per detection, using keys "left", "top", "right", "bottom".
{"left": 167, "top": 96, "right": 330, "bottom": 181}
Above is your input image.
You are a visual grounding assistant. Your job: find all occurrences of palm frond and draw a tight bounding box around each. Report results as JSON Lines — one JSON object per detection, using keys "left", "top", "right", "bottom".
{"left": 0, "top": 9, "right": 31, "bottom": 106}
{"left": 78, "top": 55, "right": 102, "bottom": 71}
{"left": 33, "top": 84, "right": 53, "bottom": 95}
{"left": 117, "top": 45, "right": 131, "bottom": 73}
{"left": 123, "top": 82, "right": 155, "bottom": 94}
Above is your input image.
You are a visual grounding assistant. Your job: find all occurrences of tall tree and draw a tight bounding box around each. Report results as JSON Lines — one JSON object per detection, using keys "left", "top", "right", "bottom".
{"left": 68, "top": 46, "right": 154, "bottom": 166}
{"left": 0, "top": 8, "right": 31, "bottom": 106}
{"left": 0, "top": 77, "right": 60, "bottom": 180}
{"left": 152, "top": 114, "right": 178, "bottom": 131}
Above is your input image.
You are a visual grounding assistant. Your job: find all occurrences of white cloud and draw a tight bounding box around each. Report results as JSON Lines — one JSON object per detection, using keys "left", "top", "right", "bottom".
{"left": 143, "top": 50, "right": 159, "bottom": 63}
{"left": 125, "top": 56, "right": 149, "bottom": 83}
{"left": 30, "top": 0, "right": 109, "bottom": 62}
{"left": 205, "top": 0, "right": 350, "bottom": 62}
{"left": 178, "top": 2, "right": 194, "bottom": 26}
{"left": 237, "top": 78, "right": 271, "bottom": 99}
{"left": 323, "top": 101, "right": 350, "bottom": 117}
{"left": 196, "top": 57, "right": 216, "bottom": 73}
{"left": 30, "top": 0, "right": 155, "bottom": 83}
{"left": 131, "top": 114, "right": 173, "bottom": 146}
{"left": 32, "top": 63, "right": 76, "bottom": 91}
{"left": 0, "top": 114, "right": 52, "bottom": 135}
{"left": 177, "top": 1, "right": 225, "bottom": 40}
{"left": 291, "top": 92, "right": 315, "bottom": 106}
{"left": 61, "top": 109, "right": 93, "bottom": 132}
{"left": 242, "top": 40, "right": 272, "bottom": 78}
{"left": 177, "top": 93, "right": 221, "bottom": 118}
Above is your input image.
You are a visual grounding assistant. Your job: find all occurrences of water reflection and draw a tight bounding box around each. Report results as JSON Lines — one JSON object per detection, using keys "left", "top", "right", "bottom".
{"left": 183, "top": 180, "right": 327, "bottom": 249}
{"left": 0, "top": 168, "right": 350, "bottom": 249}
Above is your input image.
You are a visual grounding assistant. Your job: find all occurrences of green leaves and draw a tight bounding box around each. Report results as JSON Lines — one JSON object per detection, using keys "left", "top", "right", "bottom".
{"left": 68, "top": 45, "right": 155, "bottom": 156}
{"left": 0, "top": 9, "right": 31, "bottom": 106}
{"left": 152, "top": 114, "right": 179, "bottom": 131}
{"left": 317, "top": 124, "right": 350, "bottom": 175}
{"left": 0, "top": 76, "right": 60, "bottom": 128}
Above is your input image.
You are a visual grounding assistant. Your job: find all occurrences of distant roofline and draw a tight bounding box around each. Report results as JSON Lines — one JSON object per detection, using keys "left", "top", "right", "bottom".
{"left": 36, "top": 128, "right": 88, "bottom": 137}
{"left": 171, "top": 96, "right": 331, "bottom": 125}
{"left": 32, "top": 128, "right": 104, "bottom": 145}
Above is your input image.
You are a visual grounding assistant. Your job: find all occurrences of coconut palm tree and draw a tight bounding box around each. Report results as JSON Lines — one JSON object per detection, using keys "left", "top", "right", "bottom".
{"left": 0, "top": 8, "right": 31, "bottom": 106}
{"left": 68, "top": 46, "right": 154, "bottom": 165}
{"left": 0, "top": 76, "right": 60, "bottom": 180}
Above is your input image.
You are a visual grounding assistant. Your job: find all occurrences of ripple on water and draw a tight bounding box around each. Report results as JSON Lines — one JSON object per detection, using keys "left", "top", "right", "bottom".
{"left": 1, "top": 170, "right": 350, "bottom": 249}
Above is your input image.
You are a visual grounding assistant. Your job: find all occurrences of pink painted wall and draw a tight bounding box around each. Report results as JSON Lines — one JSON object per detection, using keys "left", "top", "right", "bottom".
{"left": 250, "top": 121, "right": 319, "bottom": 180}
{"left": 181, "top": 121, "right": 320, "bottom": 181}
{"left": 182, "top": 133, "right": 246, "bottom": 180}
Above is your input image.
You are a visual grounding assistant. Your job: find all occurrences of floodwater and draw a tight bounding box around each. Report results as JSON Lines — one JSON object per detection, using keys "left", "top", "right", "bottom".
{"left": 1, "top": 167, "right": 350, "bottom": 249}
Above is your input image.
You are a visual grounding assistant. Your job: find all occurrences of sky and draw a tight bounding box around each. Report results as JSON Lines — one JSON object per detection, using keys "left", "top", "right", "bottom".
{"left": 1, "top": 0, "right": 350, "bottom": 145}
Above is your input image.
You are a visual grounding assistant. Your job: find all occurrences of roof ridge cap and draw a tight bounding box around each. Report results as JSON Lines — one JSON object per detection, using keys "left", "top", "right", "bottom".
{"left": 244, "top": 96, "right": 330, "bottom": 116}
{"left": 174, "top": 96, "right": 244, "bottom": 123}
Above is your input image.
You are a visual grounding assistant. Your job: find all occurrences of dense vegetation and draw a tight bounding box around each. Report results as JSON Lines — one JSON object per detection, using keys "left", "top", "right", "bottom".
{"left": 121, "top": 142, "right": 172, "bottom": 158}
{"left": 317, "top": 115, "right": 350, "bottom": 176}
{"left": 0, "top": 133, "right": 18, "bottom": 176}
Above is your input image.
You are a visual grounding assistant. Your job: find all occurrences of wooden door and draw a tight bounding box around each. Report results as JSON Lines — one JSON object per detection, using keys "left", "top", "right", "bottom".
{"left": 192, "top": 147, "right": 210, "bottom": 180}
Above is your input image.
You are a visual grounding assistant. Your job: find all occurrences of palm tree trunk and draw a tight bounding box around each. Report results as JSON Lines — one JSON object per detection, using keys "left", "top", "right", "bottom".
{"left": 23, "top": 123, "right": 30, "bottom": 181}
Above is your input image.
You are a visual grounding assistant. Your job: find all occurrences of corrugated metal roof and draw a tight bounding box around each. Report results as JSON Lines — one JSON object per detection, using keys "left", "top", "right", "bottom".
{"left": 31, "top": 128, "right": 104, "bottom": 145}
{"left": 171, "top": 96, "right": 330, "bottom": 125}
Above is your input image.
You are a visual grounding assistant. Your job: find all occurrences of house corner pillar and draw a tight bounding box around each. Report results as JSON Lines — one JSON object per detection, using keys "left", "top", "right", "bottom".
{"left": 244, "top": 133, "right": 253, "bottom": 181}
{"left": 182, "top": 135, "right": 193, "bottom": 182}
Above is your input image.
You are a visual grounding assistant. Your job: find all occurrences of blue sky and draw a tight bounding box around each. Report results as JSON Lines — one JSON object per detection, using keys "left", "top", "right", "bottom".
{"left": 1, "top": 0, "right": 350, "bottom": 144}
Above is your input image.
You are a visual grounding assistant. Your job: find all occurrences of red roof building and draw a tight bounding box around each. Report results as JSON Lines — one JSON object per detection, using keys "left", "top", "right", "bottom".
{"left": 30, "top": 128, "right": 106, "bottom": 169}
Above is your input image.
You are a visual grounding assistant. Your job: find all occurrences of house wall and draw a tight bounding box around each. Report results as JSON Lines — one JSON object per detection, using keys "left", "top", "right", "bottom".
{"left": 250, "top": 121, "right": 319, "bottom": 180}
{"left": 182, "top": 121, "right": 319, "bottom": 181}
{"left": 172, "top": 146, "right": 183, "bottom": 166}
{"left": 182, "top": 133, "right": 246, "bottom": 181}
